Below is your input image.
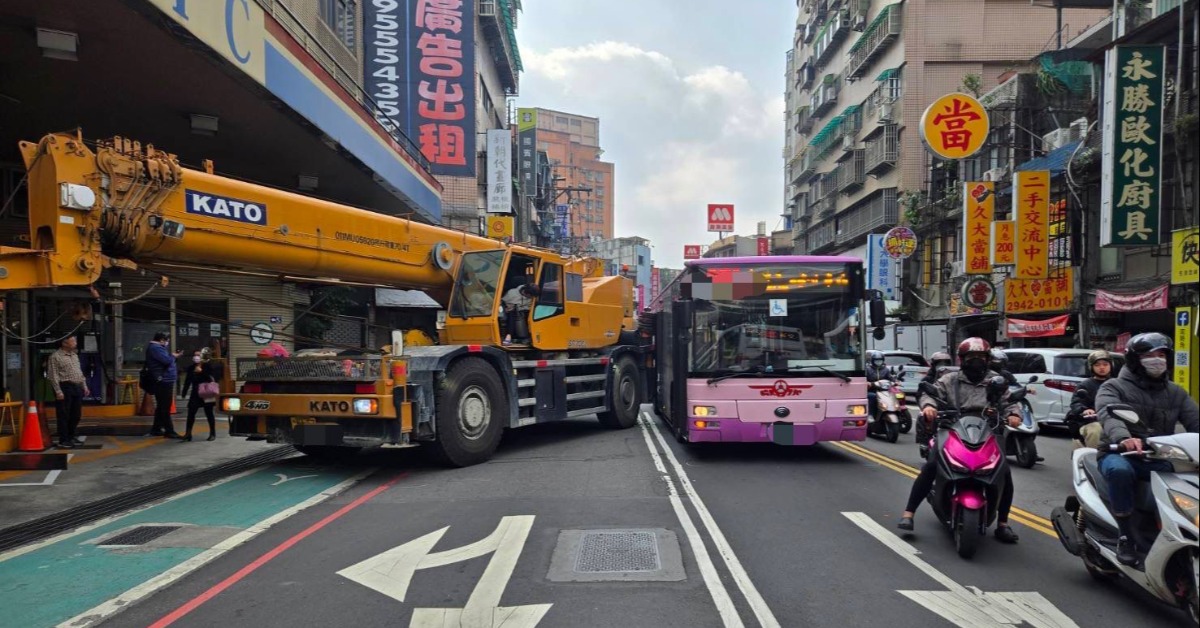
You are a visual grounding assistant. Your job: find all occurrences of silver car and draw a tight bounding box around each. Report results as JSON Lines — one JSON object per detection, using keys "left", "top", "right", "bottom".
{"left": 1003, "top": 348, "right": 1125, "bottom": 427}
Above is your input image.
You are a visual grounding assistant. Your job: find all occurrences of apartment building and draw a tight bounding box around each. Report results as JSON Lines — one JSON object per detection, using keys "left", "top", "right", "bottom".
{"left": 529, "top": 108, "right": 615, "bottom": 249}
{"left": 783, "top": 0, "right": 1107, "bottom": 266}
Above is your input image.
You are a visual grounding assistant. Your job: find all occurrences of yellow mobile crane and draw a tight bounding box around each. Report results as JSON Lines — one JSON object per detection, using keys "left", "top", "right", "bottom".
{"left": 1, "top": 131, "right": 645, "bottom": 466}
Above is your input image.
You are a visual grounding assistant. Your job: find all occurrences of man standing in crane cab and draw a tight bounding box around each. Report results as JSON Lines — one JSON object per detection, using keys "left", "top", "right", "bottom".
{"left": 502, "top": 284, "right": 540, "bottom": 345}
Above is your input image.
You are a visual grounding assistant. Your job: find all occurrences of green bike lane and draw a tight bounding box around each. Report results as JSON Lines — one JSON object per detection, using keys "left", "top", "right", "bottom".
{"left": 0, "top": 458, "right": 374, "bottom": 628}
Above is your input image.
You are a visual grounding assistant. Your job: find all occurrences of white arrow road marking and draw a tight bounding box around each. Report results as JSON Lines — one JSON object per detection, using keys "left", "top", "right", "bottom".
{"left": 337, "top": 515, "right": 550, "bottom": 628}
{"left": 843, "top": 512, "right": 1078, "bottom": 628}
{"left": 270, "top": 473, "right": 319, "bottom": 486}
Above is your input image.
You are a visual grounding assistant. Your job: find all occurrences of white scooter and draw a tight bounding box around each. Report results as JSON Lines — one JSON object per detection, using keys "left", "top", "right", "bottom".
{"left": 1051, "top": 407, "right": 1199, "bottom": 624}
{"left": 867, "top": 368, "right": 904, "bottom": 443}
{"left": 1004, "top": 376, "right": 1040, "bottom": 468}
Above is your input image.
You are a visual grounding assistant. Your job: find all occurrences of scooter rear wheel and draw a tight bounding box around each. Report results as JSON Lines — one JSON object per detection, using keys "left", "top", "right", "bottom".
{"left": 1016, "top": 439, "right": 1038, "bottom": 469}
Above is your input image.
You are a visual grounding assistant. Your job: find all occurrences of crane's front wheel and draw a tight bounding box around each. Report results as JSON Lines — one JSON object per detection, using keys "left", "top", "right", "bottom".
{"left": 431, "top": 357, "right": 505, "bottom": 467}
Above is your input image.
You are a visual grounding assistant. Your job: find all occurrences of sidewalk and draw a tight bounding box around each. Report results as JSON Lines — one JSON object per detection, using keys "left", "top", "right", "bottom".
{"left": 0, "top": 414, "right": 295, "bottom": 532}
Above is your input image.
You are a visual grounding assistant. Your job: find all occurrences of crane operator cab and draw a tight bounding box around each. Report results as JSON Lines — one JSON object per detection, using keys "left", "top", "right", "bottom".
{"left": 443, "top": 247, "right": 634, "bottom": 352}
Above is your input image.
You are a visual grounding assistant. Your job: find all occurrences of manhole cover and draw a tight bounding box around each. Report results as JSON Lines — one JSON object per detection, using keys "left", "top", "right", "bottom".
{"left": 98, "top": 525, "right": 182, "bottom": 547}
{"left": 574, "top": 531, "right": 660, "bottom": 573}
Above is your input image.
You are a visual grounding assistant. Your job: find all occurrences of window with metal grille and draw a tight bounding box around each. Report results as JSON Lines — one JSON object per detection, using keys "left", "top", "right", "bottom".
{"left": 319, "top": 0, "right": 357, "bottom": 50}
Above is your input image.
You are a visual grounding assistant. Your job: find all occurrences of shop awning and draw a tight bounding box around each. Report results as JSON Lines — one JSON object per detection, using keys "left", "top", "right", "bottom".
{"left": 843, "top": 104, "right": 862, "bottom": 115}
{"left": 808, "top": 114, "right": 845, "bottom": 146}
{"left": 876, "top": 67, "right": 900, "bottom": 81}
{"left": 1016, "top": 140, "right": 1083, "bottom": 174}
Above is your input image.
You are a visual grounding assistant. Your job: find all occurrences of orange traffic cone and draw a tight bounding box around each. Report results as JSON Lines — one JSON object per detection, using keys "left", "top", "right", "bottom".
{"left": 18, "top": 401, "right": 47, "bottom": 452}
{"left": 170, "top": 397, "right": 176, "bottom": 414}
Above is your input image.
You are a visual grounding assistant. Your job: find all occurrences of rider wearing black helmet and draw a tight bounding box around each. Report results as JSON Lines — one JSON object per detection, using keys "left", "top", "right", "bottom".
{"left": 1066, "top": 350, "right": 1115, "bottom": 448}
{"left": 865, "top": 350, "right": 889, "bottom": 417}
{"left": 989, "top": 349, "right": 1019, "bottom": 386}
{"left": 1095, "top": 333, "right": 1199, "bottom": 566}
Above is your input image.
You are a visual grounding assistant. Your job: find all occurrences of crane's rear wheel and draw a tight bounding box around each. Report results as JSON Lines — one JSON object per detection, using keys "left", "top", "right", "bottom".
{"left": 430, "top": 357, "right": 505, "bottom": 467}
{"left": 598, "top": 356, "right": 642, "bottom": 429}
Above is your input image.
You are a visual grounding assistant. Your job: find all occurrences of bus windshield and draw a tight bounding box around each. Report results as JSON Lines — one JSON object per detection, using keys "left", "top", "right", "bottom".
{"left": 683, "top": 262, "right": 862, "bottom": 375}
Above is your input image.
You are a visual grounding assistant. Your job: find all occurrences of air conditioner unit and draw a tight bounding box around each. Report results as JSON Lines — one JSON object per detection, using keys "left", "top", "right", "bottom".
{"left": 842, "top": 135, "right": 856, "bottom": 151}
{"left": 852, "top": 14, "right": 867, "bottom": 31}
{"left": 1042, "top": 128, "right": 1071, "bottom": 152}
{"left": 879, "top": 103, "right": 894, "bottom": 122}
{"left": 982, "top": 166, "right": 1007, "bottom": 182}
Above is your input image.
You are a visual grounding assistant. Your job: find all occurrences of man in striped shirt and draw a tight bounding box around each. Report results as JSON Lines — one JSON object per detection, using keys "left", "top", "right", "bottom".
{"left": 47, "top": 336, "right": 89, "bottom": 449}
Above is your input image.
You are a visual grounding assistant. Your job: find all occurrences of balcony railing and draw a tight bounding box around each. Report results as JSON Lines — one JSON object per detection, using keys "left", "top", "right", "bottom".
{"left": 835, "top": 188, "right": 899, "bottom": 245}
{"left": 837, "top": 150, "right": 866, "bottom": 193}
{"left": 808, "top": 218, "right": 837, "bottom": 253}
{"left": 811, "top": 77, "right": 841, "bottom": 117}
{"left": 796, "top": 105, "right": 814, "bottom": 134}
{"left": 846, "top": 4, "right": 903, "bottom": 80}
{"left": 792, "top": 150, "right": 817, "bottom": 184}
{"left": 864, "top": 124, "right": 899, "bottom": 175}
{"left": 812, "top": 11, "right": 851, "bottom": 67}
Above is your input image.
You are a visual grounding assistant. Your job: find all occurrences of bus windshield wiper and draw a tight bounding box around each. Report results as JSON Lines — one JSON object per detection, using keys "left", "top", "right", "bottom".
{"left": 706, "top": 368, "right": 767, "bottom": 385}
{"left": 785, "top": 364, "right": 852, "bottom": 383}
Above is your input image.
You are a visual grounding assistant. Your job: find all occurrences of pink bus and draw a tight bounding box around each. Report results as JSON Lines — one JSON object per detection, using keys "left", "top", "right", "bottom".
{"left": 649, "top": 256, "right": 885, "bottom": 445}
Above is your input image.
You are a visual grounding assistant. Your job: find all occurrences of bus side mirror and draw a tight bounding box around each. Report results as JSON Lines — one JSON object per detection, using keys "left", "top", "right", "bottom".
{"left": 873, "top": 327, "right": 887, "bottom": 341}
{"left": 868, "top": 294, "right": 886, "bottom": 328}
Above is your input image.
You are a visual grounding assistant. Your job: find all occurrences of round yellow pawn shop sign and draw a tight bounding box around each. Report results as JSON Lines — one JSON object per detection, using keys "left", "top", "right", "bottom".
{"left": 920, "top": 93, "right": 990, "bottom": 160}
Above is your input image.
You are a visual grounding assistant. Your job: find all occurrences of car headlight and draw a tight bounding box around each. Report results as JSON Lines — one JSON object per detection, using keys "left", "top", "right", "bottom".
{"left": 1169, "top": 490, "right": 1199, "bottom": 528}
{"left": 222, "top": 397, "right": 241, "bottom": 412}
{"left": 693, "top": 405, "right": 717, "bottom": 417}
{"left": 353, "top": 398, "right": 378, "bottom": 415}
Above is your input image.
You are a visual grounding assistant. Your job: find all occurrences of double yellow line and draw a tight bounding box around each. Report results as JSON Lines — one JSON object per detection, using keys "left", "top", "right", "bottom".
{"left": 831, "top": 440, "right": 1056, "bottom": 537}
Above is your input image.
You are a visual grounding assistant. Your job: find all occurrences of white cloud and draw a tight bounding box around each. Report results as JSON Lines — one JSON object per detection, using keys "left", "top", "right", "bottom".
{"left": 520, "top": 40, "right": 786, "bottom": 268}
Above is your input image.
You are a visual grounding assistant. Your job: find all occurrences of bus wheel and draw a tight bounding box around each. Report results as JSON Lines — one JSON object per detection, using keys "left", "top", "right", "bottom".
{"left": 598, "top": 356, "right": 642, "bottom": 429}
{"left": 431, "top": 357, "right": 505, "bottom": 467}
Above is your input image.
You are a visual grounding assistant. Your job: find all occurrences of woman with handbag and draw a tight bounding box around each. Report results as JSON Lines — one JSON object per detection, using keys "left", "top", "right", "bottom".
{"left": 180, "top": 349, "right": 223, "bottom": 442}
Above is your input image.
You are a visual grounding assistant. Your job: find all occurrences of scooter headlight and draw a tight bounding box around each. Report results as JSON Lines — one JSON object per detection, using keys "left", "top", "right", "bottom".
{"left": 1168, "top": 490, "right": 1200, "bottom": 529}
{"left": 1151, "top": 442, "right": 1194, "bottom": 462}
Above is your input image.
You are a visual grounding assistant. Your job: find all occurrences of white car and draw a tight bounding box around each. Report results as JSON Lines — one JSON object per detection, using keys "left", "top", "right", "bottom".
{"left": 1003, "top": 348, "right": 1125, "bottom": 427}
{"left": 881, "top": 351, "right": 929, "bottom": 398}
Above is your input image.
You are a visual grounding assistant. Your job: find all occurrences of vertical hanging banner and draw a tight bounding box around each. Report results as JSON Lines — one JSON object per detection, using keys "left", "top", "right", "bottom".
{"left": 1101, "top": 45, "right": 1165, "bottom": 246}
{"left": 866, "top": 234, "right": 902, "bottom": 300}
{"left": 1014, "top": 170, "right": 1050, "bottom": 280}
{"left": 555, "top": 204, "right": 569, "bottom": 238}
{"left": 365, "top": 0, "right": 476, "bottom": 176}
{"left": 756, "top": 237, "right": 770, "bottom": 256}
{"left": 963, "top": 182, "right": 994, "bottom": 274}
{"left": 517, "top": 109, "right": 538, "bottom": 197}
{"left": 1176, "top": 307, "right": 1195, "bottom": 395}
{"left": 992, "top": 220, "right": 1015, "bottom": 266}
{"left": 486, "top": 129, "right": 512, "bottom": 213}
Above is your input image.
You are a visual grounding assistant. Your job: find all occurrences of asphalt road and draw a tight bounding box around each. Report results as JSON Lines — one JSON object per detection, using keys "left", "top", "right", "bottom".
{"left": 9, "top": 411, "right": 1193, "bottom": 628}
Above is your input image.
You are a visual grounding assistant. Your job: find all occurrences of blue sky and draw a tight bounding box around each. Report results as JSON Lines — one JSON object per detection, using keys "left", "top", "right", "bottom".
{"left": 516, "top": 0, "right": 796, "bottom": 267}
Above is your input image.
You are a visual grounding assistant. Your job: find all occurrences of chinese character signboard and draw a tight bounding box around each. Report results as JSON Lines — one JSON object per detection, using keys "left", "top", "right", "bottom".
{"left": 961, "top": 276, "right": 996, "bottom": 309}
{"left": 684, "top": 245, "right": 702, "bottom": 260}
{"left": 756, "top": 237, "right": 770, "bottom": 256}
{"left": 1101, "top": 45, "right": 1165, "bottom": 246}
{"left": 992, "top": 220, "right": 1015, "bottom": 266}
{"left": 707, "top": 204, "right": 735, "bottom": 232}
{"left": 517, "top": 108, "right": 538, "bottom": 197}
{"left": 1005, "top": 268, "right": 1075, "bottom": 315}
{"left": 920, "top": 93, "right": 990, "bottom": 159}
{"left": 650, "top": 266, "right": 661, "bottom": 302}
{"left": 1014, "top": 170, "right": 1050, "bottom": 280}
{"left": 486, "top": 129, "right": 512, "bottom": 214}
{"left": 963, "top": 182, "right": 994, "bottom": 274}
{"left": 866, "top": 234, "right": 902, "bottom": 300}
{"left": 883, "top": 226, "right": 918, "bottom": 260}
{"left": 486, "top": 215, "right": 513, "bottom": 240}
{"left": 364, "top": 0, "right": 476, "bottom": 176}
{"left": 1172, "top": 227, "right": 1200, "bottom": 285}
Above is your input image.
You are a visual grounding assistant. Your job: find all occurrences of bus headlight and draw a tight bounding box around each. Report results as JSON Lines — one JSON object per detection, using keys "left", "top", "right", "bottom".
{"left": 846, "top": 404, "right": 868, "bottom": 416}
{"left": 693, "top": 405, "right": 717, "bottom": 417}
{"left": 353, "top": 399, "right": 378, "bottom": 415}
{"left": 222, "top": 397, "right": 241, "bottom": 412}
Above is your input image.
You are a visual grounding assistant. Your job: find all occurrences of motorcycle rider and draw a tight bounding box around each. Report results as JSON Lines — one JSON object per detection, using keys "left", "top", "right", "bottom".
{"left": 865, "top": 350, "right": 890, "bottom": 418}
{"left": 989, "top": 349, "right": 1019, "bottom": 386}
{"left": 1067, "top": 350, "right": 1115, "bottom": 449}
{"left": 917, "top": 351, "right": 954, "bottom": 458}
{"left": 898, "top": 337, "right": 1023, "bottom": 542}
{"left": 1094, "top": 333, "right": 1199, "bottom": 566}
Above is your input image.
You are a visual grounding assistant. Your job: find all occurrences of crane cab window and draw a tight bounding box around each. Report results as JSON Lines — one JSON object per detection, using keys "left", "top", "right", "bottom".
{"left": 533, "top": 263, "right": 564, "bottom": 321}
{"left": 450, "top": 251, "right": 504, "bottom": 318}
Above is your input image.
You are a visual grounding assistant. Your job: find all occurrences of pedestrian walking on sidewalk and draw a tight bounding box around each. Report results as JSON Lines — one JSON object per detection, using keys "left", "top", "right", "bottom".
{"left": 180, "top": 349, "right": 224, "bottom": 442}
{"left": 146, "top": 332, "right": 183, "bottom": 438}
{"left": 47, "top": 335, "right": 88, "bottom": 449}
